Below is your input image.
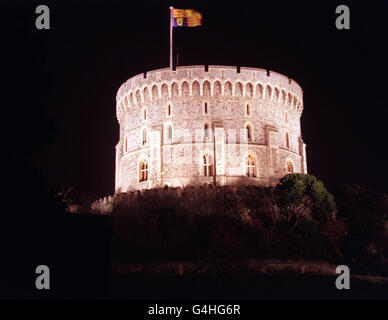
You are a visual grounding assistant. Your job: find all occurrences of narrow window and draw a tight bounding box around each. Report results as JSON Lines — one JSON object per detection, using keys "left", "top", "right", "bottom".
{"left": 246, "top": 104, "right": 250, "bottom": 116}
{"left": 247, "top": 124, "right": 252, "bottom": 141}
{"left": 167, "top": 125, "right": 172, "bottom": 140}
{"left": 247, "top": 155, "right": 256, "bottom": 178}
{"left": 167, "top": 104, "right": 171, "bottom": 116}
{"left": 286, "top": 160, "right": 294, "bottom": 174}
{"left": 204, "top": 102, "right": 208, "bottom": 114}
{"left": 286, "top": 132, "right": 289, "bottom": 149}
{"left": 124, "top": 136, "right": 128, "bottom": 153}
{"left": 285, "top": 111, "right": 288, "bottom": 123}
{"left": 139, "top": 159, "right": 149, "bottom": 182}
{"left": 142, "top": 128, "right": 147, "bottom": 145}
{"left": 143, "top": 108, "right": 147, "bottom": 121}
{"left": 203, "top": 154, "right": 213, "bottom": 176}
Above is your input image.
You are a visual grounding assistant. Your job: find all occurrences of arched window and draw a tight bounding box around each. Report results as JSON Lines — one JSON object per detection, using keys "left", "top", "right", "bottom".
{"left": 203, "top": 154, "right": 213, "bottom": 176}
{"left": 235, "top": 82, "right": 243, "bottom": 97}
{"left": 143, "top": 87, "right": 150, "bottom": 102}
{"left": 282, "top": 90, "right": 287, "bottom": 104}
{"left": 246, "top": 124, "right": 252, "bottom": 141}
{"left": 182, "top": 81, "right": 189, "bottom": 97}
{"left": 246, "top": 104, "right": 250, "bottom": 116}
{"left": 256, "top": 83, "right": 263, "bottom": 99}
{"left": 192, "top": 81, "right": 200, "bottom": 96}
{"left": 139, "top": 159, "right": 149, "bottom": 182}
{"left": 286, "top": 160, "right": 294, "bottom": 174}
{"left": 135, "top": 90, "right": 141, "bottom": 105}
{"left": 247, "top": 155, "right": 256, "bottom": 178}
{"left": 274, "top": 87, "right": 280, "bottom": 101}
{"left": 265, "top": 85, "right": 272, "bottom": 100}
{"left": 161, "top": 83, "right": 168, "bottom": 98}
{"left": 142, "top": 128, "right": 147, "bottom": 145}
{"left": 172, "top": 82, "right": 179, "bottom": 97}
{"left": 245, "top": 83, "right": 253, "bottom": 98}
{"left": 285, "top": 132, "right": 289, "bottom": 149}
{"left": 167, "top": 125, "right": 172, "bottom": 141}
{"left": 152, "top": 85, "right": 159, "bottom": 101}
{"left": 203, "top": 81, "right": 211, "bottom": 96}
{"left": 224, "top": 81, "right": 232, "bottom": 96}
{"left": 214, "top": 81, "right": 221, "bottom": 95}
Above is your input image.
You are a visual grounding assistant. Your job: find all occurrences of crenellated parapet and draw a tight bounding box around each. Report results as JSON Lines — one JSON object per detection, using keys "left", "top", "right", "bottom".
{"left": 116, "top": 66, "right": 304, "bottom": 122}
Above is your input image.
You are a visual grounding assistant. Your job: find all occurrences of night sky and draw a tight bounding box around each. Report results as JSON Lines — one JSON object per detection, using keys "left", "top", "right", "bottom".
{"left": 7, "top": 0, "right": 388, "bottom": 197}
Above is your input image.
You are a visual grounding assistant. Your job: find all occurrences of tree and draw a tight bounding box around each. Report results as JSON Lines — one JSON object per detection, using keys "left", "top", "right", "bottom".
{"left": 276, "top": 174, "right": 337, "bottom": 229}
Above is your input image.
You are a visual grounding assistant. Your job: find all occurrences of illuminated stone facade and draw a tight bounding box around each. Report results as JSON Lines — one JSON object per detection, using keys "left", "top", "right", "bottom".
{"left": 115, "top": 65, "right": 307, "bottom": 192}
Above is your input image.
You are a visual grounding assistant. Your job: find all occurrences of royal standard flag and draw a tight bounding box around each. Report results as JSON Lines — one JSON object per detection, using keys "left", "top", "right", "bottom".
{"left": 172, "top": 8, "right": 202, "bottom": 27}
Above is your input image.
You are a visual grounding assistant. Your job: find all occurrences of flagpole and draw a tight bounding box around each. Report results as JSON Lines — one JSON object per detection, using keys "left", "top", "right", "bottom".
{"left": 169, "top": 6, "right": 173, "bottom": 70}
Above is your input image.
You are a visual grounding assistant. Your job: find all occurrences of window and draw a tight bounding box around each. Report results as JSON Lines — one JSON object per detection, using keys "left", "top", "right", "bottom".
{"left": 167, "top": 125, "right": 172, "bottom": 141}
{"left": 167, "top": 104, "right": 171, "bottom": 116}
{"left": 246, "top": 124, "right": 252, "bottom": 141}
{"left": 204, "top": 123, "right": 210, "bottom": 139}
{"left": 204, "top": 102, "right": 208, "bottom": 114}
{"left": 203, "top": 154, "right": 213, "bottom": 176}
{"left": 142, "top": 128, "right": 147, "bottom": 145}
{"left": 285, "top": 111, "right": 288, "bottom": 123}
{"left": 285, "top": 132, "right": 289, "bottom": 149}
{"left": 246, "top": 104, "right": 250, "bottom": 116}
{"left": 143, "top": 108, "right": 147, "bottom": 121}
{"left": 286, "top": 160, "right": 294, "bottom": 174}
{"left": 139, "top": 159, "right": 149, "bottom": 182}
{"left": 124, "top": 136, "right": 128, "bottom": 153}
{"left": 247, "top": 154, "right": 256, "bottom": 178}
{"left": 266, "top": 85, "right": 272, "bottom": 100}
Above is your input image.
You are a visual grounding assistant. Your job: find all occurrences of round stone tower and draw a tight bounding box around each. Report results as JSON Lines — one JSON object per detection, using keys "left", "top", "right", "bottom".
{"left": 115, "top": 65, "right": 307, "bottom": 192}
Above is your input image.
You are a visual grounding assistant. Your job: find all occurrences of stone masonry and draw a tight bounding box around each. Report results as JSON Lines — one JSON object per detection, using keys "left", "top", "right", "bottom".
{"left": 115, "top": 65, "right": 307, "bottom": 192}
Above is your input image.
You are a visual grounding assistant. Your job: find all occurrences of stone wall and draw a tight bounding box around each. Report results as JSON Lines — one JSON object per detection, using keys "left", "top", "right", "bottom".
{"left": 115, "top": 66, "right": 307, "bottom": 192}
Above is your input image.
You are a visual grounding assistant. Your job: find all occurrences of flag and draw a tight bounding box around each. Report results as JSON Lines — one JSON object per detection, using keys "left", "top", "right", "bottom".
{"left": 172, "top": 8, "right": 202, "bottom": 27}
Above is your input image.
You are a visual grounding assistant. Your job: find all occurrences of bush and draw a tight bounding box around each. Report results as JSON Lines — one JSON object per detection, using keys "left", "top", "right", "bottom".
{"left": 110, "top": 176, "right": 345, "bottom": 265}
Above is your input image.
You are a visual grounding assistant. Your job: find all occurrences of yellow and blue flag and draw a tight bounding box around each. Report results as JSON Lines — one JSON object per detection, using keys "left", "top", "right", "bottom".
{"left": 172, "top": 8, "right": 202, "bottom": 27}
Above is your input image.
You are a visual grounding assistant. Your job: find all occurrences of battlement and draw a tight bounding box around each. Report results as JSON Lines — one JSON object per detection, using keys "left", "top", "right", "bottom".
{"left": 116, "top": 65, "right": 303, "bottom": 121}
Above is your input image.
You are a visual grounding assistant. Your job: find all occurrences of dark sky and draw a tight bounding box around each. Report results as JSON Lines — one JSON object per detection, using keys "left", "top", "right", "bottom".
{"left": 7, "top": 0, "right": 388, "bottom": 197}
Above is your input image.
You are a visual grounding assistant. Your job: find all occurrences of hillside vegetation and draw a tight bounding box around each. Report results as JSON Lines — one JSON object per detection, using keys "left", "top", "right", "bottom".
{"left": 110, "top": 174, "right": 388, "bottom": 276}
